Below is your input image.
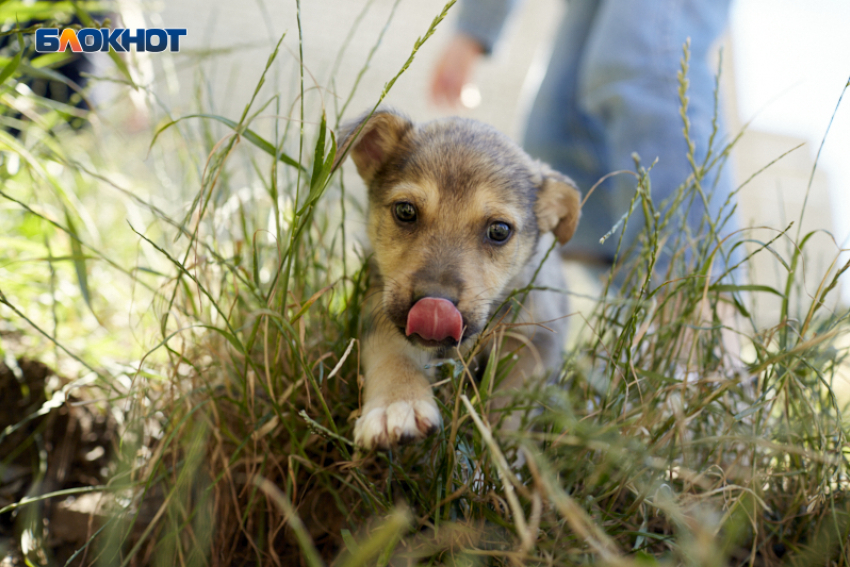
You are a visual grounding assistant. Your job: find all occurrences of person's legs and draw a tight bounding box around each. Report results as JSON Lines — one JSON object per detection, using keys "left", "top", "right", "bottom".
{"left": 575, "top": 0, "right": 740, "bottom": 273}
{"left": 522, "top": 0, "right": 615, "bottom": 262}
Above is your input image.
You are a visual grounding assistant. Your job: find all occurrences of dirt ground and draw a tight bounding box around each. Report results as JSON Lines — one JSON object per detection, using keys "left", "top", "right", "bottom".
{"left": 0, "top": 359, "right": 116, "bottom": 566}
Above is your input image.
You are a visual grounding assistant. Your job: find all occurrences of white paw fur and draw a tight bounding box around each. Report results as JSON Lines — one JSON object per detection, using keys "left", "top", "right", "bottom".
{"left": 354, "top": 398, "right": 442, "bottom": 450}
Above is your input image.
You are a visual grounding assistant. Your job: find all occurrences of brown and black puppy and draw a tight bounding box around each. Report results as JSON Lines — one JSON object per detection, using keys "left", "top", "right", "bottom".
{"left": 336, "top": 108, "right": 580, "bottom": 450}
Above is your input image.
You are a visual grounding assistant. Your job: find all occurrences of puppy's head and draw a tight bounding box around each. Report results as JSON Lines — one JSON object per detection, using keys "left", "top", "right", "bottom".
{"left": 336, "top": 108, "right": 580, "bottom": 350}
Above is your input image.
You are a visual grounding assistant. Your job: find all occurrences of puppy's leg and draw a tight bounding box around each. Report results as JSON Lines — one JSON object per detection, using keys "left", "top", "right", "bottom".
{"left": 488, "top": 324, "right": 563, "bottom": 431}
{"left": 490, "top": 247, "right": 568, "bottom": 431}
{"left": 354, "top": 328, "right": 441, "bottom": 450}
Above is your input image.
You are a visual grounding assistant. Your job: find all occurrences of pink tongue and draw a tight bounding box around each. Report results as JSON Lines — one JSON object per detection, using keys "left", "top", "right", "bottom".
{"left": 405, "top": 298, "right": 464, "bottom": 343}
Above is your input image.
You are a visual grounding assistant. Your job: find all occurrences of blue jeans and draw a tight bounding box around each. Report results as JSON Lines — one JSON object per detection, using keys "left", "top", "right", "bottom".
{"left": 521, "top": 0, "right": 741, "bottom": 273}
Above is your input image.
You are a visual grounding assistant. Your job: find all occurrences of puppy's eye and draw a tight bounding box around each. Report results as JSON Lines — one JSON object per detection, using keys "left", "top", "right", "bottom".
{"left": 487, "top": 222, "right": 512, "bottom": 243}
{"left": 394, "top": 202, "right": 417, "bottom": 223}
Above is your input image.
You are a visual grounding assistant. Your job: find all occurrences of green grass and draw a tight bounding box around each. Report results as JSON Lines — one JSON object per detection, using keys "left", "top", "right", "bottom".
{"left": 1, "top": 3, "right": 849, "bottom": 566}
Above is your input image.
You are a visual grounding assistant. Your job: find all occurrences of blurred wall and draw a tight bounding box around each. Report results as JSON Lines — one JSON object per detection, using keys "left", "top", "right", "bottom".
{"left": 150, "top": 0, "right": 562, "bottom": 137}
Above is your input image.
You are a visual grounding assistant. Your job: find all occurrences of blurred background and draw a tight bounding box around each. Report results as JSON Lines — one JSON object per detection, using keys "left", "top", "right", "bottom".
{"left": 135, "top": 0, "right": 850, "bottom": 326}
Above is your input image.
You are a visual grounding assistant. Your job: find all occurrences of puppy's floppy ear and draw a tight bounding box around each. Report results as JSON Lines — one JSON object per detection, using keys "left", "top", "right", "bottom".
{"left": 333, "top": 108, "right": 413, "bottom": 185}
{"left": 534, "top": 164, "right": 582, "bottom": 244}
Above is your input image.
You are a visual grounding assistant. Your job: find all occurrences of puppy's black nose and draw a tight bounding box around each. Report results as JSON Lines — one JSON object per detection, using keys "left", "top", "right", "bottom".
{"left": 411, "top": 264, "right": 464, "bottom": 307}
{"left": 412, "top": 287, "right": 459, "bottom": 307}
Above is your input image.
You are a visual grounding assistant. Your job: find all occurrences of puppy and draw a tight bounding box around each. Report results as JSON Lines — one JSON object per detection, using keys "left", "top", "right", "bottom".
{"left": 335, "top": 109, "right": 580, "bottom": 450}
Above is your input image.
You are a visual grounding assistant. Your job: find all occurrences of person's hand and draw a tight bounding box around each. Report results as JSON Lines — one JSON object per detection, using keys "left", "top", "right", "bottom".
{"left": 430, "top": 33, "right": 485, "bottom": 107}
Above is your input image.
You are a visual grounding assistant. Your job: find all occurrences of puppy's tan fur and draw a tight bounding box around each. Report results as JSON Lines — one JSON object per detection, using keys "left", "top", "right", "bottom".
{"left": 336, "top": 109, "right": 580, "bottom": 450}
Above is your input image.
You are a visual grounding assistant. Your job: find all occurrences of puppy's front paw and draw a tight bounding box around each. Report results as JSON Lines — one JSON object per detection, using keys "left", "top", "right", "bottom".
{"left": 354, "top": 398, "right": 442, "bottom": 450}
